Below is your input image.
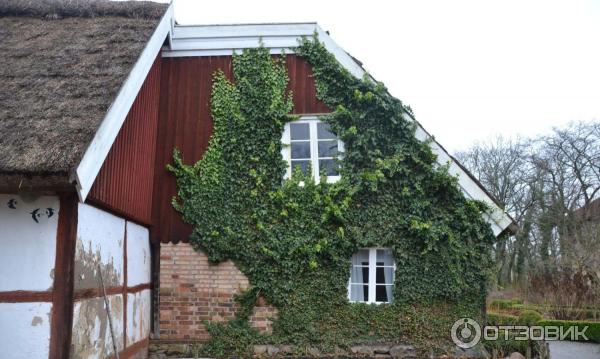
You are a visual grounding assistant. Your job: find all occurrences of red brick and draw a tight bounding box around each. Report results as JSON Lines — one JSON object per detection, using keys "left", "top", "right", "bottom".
{"left": 159, "top": 243, "right": 277, "bottom": 341}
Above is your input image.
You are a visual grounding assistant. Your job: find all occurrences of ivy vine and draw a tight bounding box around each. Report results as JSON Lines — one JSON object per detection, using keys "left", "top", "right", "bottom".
{"left": 169, "top": 37, "right": 496, "bottom": 357}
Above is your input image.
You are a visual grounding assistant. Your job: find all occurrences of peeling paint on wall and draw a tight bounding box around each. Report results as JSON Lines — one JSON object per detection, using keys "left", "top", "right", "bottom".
{"left": 71, "top": 294, "right": 124, "bottom": 359}
{"left": 71, "top": 204, "right": 153, "bottom": 358}
{"left": 126, "top": 289, "right": 151, "bottom": 346}
{"left": 75, "top": 204, "right": 124, "bottom": 290}
{"left": 74, "top": 239, "right": 122, "bottom": 290}
{"left": 0, "top": 302, "right": 52, "bottom": 358}
{"left": 31, "top": 316, "right": 44, "bottom": 326}
{"left": 0, "top": 194, "right": 59, "bottom": 292}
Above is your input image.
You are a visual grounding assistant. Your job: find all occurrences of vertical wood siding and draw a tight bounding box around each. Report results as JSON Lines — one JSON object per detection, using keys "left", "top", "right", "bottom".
{"left": 88, "top": 56, "right": 162, "bottom": 225}
{"left": 153, "top": 55, "right": 328, "bottom": 244}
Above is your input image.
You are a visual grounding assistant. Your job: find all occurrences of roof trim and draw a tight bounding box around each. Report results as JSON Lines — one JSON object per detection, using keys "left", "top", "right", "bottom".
{"left": 162, "top": 23, "right": 366, "bottom": 78}
{"left": 73, "top": 3, "right": 174, "bottom": 202}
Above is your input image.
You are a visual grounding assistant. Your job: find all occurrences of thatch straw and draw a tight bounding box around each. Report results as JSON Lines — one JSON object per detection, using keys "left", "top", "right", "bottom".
{"left": 0, "top": 0, "right": 167, "bottom": 19}
{"left": 0, "top": 0, "right": 166, "bottom": 181}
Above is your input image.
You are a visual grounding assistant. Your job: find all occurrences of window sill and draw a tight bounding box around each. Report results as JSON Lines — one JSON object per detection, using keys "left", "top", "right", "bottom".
{"left": 348, "top": 300, "right": 392, "bottom": 305}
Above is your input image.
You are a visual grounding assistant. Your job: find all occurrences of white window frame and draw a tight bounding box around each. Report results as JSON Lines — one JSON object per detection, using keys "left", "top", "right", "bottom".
{"left": 281, "top": 116, "right": 344, "bottom": 183}
{"left": 347, "top": 247, "right": 396, "bottom": 304}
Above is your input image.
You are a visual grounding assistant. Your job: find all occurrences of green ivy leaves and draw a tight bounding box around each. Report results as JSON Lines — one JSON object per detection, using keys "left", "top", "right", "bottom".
{"left": 169, "top": 39, "right": 495, "bottom": 356}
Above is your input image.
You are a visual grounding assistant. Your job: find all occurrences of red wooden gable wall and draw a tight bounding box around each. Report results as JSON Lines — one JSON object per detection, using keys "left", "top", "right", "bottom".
{"left": 87, "top": 56, "right": 162, "bottom": 225}
{"left": 152, "top": 55, "right": 329, "bottom": 244}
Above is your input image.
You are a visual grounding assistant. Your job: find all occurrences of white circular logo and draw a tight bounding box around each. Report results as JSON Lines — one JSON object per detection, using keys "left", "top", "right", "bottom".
{"left": 451, "top": 318, "right": 482, "bottom": 349}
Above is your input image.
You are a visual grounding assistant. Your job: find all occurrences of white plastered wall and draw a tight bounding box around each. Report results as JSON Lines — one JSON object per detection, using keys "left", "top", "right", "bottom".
{"left": 72, "top": 203, "right": 125, "bottom": 358}
{"left": 126, "top": 222, "right": 151, "bottom": 287}
{"left": 0, "top": 194, "right": 59, "bottom": 291}
{"left": 125, "top": 222, "right": 152, "bottom": 346}
{"left": 0, "top": 302, "right": 53, "bottom": 359}
{"left": 71, "top": 203, "right": 152, "bottom": 358}
{"left": 0, "top": 194, "right": 59, "bottom": 359}
{"left": 75, "top": 203, "right": 125, "bottom": 291}
{"left": 126, "top": 289, "right": 151, "bottom": 346}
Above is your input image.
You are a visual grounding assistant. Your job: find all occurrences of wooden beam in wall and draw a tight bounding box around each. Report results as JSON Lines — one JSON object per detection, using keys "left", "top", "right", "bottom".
{"left": 49, "top": 192, "right": 78, "bottom": 359}
{"left": 0, "top": 290, "right": 53, "bottom": 303}
{"left": 71, "top": 284, "right": 152, "bottom": 301}
{"left": 123, "top": 222, "right": 128, "bottom": 348}
{"left": 150, "top": 238, "right": 160, "bottom": 338}
{"left": 107, "top": 338, "right": 150, "bottom": 359}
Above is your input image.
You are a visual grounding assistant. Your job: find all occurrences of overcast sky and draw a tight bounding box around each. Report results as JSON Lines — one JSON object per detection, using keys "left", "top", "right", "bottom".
{"left": 169, "top": 0, "right": 600, "bottom": 154}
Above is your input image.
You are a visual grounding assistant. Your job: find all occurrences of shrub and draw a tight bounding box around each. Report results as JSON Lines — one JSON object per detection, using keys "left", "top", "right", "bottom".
{"left": 511, "top": 303, "right": 525, "bottom": 310}
{"left": 511, "top": 303, "right": 600, "bottom": 321}
{"left": 487, "top": 312, "right": 518, "bottom": 325}
{"left": 489, "top": 299, "right": 516, "bottom": 310}
{"left": 518, "top": 310, "right": 543, "bottom": 325}
{"left": 527, "top": 266, "right": 598, "bottom": 316}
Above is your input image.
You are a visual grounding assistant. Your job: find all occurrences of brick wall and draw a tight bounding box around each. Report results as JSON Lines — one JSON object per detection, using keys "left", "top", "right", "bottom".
{"left": 159, "top": 242, "right": 277, "bottom": 341}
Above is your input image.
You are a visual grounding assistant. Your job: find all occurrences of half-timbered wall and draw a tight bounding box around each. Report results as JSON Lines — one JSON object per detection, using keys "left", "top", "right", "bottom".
{"left": 72, "top": 203, "right": 152, "bottom": 359}
{"left": 0, "top": 194, "right": 59, "bottom": 359}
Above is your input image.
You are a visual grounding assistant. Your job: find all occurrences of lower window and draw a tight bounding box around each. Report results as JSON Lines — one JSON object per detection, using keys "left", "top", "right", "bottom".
{"left": 348, "top": 248, "right": 395, "bottom": 304}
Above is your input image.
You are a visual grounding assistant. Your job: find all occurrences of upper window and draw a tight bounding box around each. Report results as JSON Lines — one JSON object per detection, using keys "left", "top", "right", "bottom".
{"left": 282, "top": 117, "right": 344, "bottom": 183}
{"left": 348, "top": 248, "right": 395, "bottom": 304}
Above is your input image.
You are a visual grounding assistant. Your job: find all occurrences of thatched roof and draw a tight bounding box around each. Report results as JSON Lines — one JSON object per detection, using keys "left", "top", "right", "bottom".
{"left": 0, "top": 0, "right": 167, "bottom": 188}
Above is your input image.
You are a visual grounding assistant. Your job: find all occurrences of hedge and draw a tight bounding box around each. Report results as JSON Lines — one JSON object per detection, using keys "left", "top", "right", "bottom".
{"left": 487, "top": 312, "right": 518, "bottom": 326}
{"left": 491, "top": 301, "right": 599, "bottom": 321}
{"left": 539, "top": 320, "right": 600, "bottom": 343}
{"left": 488, "top": 299, "right": 523, "bottom": 310}
{"left": 488, "top": 313, "right": 600, "bottom": 343}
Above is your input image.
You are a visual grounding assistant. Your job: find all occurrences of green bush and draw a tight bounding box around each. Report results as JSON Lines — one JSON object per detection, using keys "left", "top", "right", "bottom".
{"left": 546, "top": 307, "right": 600, "bottom": 321}
{"left": 566, "top": 308, "right": 599, "bottom": 321}
{"left": 202, "top": 319, "right": 266, "bottom": 358}
{"left": 489, "top": 299, "right": 522, "bottom": 310}
{"left": 487, "top": 312, "right": 518, "bottom": 325}
{"left": 512, "top": 304, "right": 599, "bottom": 320}
{"left": 539, "top": 319, "right": 600, "bottom": 343}
{"left": 518, "top": 310, "right": 543, "bottom": 325}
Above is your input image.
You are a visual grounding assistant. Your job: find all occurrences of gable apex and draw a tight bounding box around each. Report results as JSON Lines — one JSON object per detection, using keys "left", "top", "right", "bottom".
{"left": 160, "top": 21, "right": 515, "bottom": 236}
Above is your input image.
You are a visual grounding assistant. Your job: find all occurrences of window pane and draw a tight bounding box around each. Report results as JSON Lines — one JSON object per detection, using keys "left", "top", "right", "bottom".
{"left": 291, "top": 160, "right": 310, "bottom": 175}
{"left": 317, "top": 122, "right": 336, "bottom": 139}
{"left": 350, "top": 284, "right": 369, "bottom": 302}
{"left": 376, "top": 249, "right": 394, "bottom": 266}
{"left": 375, "top": 267, "right": 394, "bottom": 284}
{"left": 351, "top": 249, "right": 369, "bottom": 265}
{"left": 291, "top": 142, "right": 311, "bottom": 159}
{"left": 319, "top": 159, "right": 339, "bottom": 176}
{"left": 375, "top": 285, "right": 393, "bottom": 303}
{"left": 318, "top": 140, "right": 338, "bottom": 157}
{"left": 350, "top": 266, "right": 369, "bottom": 284}
{"left": 290, "top": 123, "right": 310, "bottom": 140}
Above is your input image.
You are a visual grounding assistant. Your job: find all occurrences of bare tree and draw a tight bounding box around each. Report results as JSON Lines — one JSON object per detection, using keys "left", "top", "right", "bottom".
{"left": 457, "top": 136, "right": 535, "bottom": 286}
{"left": 457, "top": 120, "right": 600, "bottom": 297}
